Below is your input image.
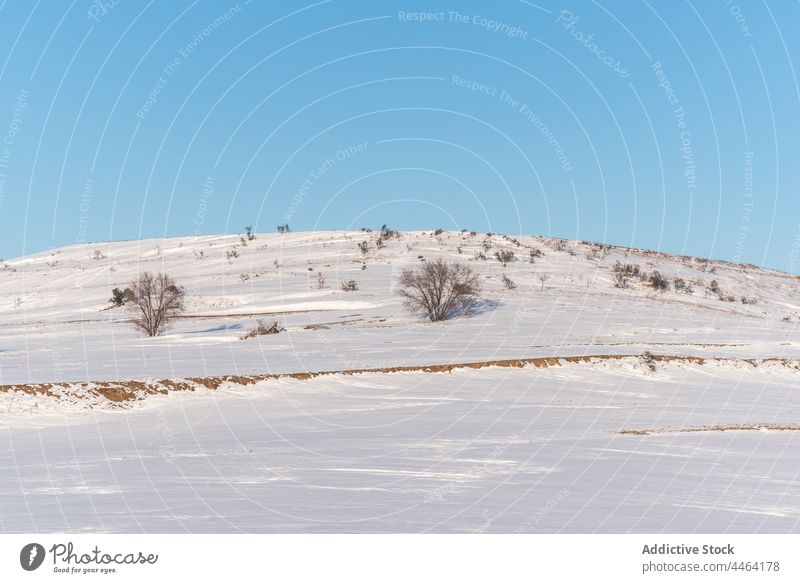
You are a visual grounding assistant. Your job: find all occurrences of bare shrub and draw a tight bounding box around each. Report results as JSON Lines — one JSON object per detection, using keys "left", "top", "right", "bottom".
{"left": 494, "top": 249, "right": 515, "bottom": 267}
{"left": 317, "top": 272, "right": 326, "bottom": 289}
{"left": 612, "top": 262, "right": 641, "bottom": 289}
{"left": 528, "top": 248, "right": 543, "bottom": 263}
{"left": 537, "top": 273, "right": 549, "bottom": 291}
{"left": 501, "top": 273, "right": 516, "bottom": 289}
{"left": 357, "top": 241, "right": 370, "bottom": 257}
{"left": 642, "top": 351, "right": 657, "bottom": 373}
{"left": 376, "top": 224, "right": 399, "bottom": 249}
{"left": 340, "top": 280, "right": 358, "bottom": 292}
{"left": 127, "top": 272, "right": 186, "bottom": 337}
{"left": 109, "top": 288, "right": 125, "bottom": 307}
{"left": 397, "top": 259, "right": 481, "bottom": 322}
{"left": 708, "top": 279, "right": 720, "bottom": 294}
{"left": 648, "top": 271, "right": 670, "bottom": 291}
{"left": 241, "top": 319, "right": 281, "bottom": 340}
{"left": 277, "top": 224, "right": 290, "bottom": 233}
{"left": 673, "top": 277, "right": 693, "bottom": 294}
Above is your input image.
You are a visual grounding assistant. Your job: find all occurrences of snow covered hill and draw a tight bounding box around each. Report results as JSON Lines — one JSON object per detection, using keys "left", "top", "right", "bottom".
{"left": 1, "top": 229, "right": 798, "bottom": 387}
{"left": 1, "top": 230, "right": 799, "bottom": 533}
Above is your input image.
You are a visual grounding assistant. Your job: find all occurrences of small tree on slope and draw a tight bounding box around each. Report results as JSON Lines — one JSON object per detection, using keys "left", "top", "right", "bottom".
{"left": 127, "top": 272, "right": 186, "bottom": 337}
{"left": 397, "top": 259, "right": 481, "bottom": 322}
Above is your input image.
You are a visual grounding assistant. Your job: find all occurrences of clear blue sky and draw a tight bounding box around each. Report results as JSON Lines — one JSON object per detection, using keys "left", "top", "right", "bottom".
{"left": 0, "top": 1, "right": 798, "bottom": 271}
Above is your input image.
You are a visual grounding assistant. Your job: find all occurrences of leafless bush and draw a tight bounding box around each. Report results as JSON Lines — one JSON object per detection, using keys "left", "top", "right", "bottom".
{"left": 648, "top": 271, "right": 670, "bottom": 291}
{"left": 494, "top": 249, "right": 515, "bottom": 267}
{"left": 397, "top": 259, "right": 481, "bottom": 322}
{"left": 340, "top": 280, "right": 358, "bottom": 292}
{"left": 357, "top": 241, "right": 369, "bottom": 257}
{"left": 537, "top": 273, "right": 549, "bottom": 291}
{"left": 612, "top": 262, "right": 641, "bottom": 288}
{"left": 528, "top": 248, "right": 543, "bottom": 263}
{"left": 317, "top": 272, "right": 326, "bottom": 289}
{"left": 241, "top": 319, "right": 281, "bottom": 340}
{"left": 642, "top": 351, "right": 657, "bottom": 373}
{"left": 127, "top": 272, "right": 186, "bottom": 337}
{"left": 376, "top": 224, "right": 399, "bottom": 248}
{"left": 501, "top": 274, "right": 516, "bottom": 289}
{"left": 109, "top": 288, "right": 125, "bottom": 307}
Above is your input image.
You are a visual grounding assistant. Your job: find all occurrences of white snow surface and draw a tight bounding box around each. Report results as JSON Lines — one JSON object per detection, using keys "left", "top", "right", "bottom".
{"left": 1, "top": 230, "right": 799, "bottom": 532}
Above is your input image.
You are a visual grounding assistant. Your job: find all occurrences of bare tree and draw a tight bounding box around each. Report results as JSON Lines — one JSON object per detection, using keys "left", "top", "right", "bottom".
{"left": 537, "top": 273, "right": 549, "bottom": 291}
{"left": 127, "top": 272, "right": 186, "bottom": 336}
{"left": 397, "top": 259, "right": 481, "bottom": 322}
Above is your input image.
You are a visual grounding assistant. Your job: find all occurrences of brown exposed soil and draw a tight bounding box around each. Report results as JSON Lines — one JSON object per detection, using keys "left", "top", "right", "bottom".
{"left": 619, "top": 423, "right": 800, "bottom": 436}
{"left": 0, "top": 353, "right": 796, "bottom": 407}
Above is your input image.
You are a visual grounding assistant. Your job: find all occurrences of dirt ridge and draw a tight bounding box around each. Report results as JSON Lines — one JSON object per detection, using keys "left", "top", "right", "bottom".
{"left": 1, "top": 353, "right": 798, "bottom": 406}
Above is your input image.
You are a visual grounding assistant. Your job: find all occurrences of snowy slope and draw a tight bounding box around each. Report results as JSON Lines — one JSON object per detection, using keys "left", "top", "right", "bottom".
{"left": 1, "top": 230, "right": 799, "bottom": 533}
{"left": 0, "top": 229, "right": 798, "bottom": 385}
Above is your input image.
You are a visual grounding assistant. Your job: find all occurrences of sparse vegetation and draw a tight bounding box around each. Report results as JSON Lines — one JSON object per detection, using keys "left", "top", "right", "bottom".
{"left": 397, "top": 259, "right": 481, "bottom": 322}
{"left": 340, "top": 280, "right": 358, "bottom": 292}
{"left": 376, "top": 224, "right": 399, "bottom": 248}
{"left": 537, "top": 273, "right": 549, "bottom": 291}
{"left": 127, "top": 272, "right": 186, "bottom": 337}
{"left": 244, "top": 226, "right": 255, "bottom": 241}
{"left": 648, "top": 271, "right": 670, "bottom": 291}
{"left": 109, "top": 287, "right": 125, "bottom": 307}
{"left": 642, "top": 351, "right": 657, "bottom": 373}
{"left": 612, "top": 262, "right": 641, "bottom": 289}
{"left": 277, "top": 224, "right": 290, "bottom": 234}
{"left": 357, "top": 241, "right": 370, "bottom": 257}
{"left": 528, "top": 248, "right": 543, "bottom": 263}
{"left": 501, "top": 274, "right": 516, "bottom": 289}
{"left": 494, "top": 249, "right": 515, "bottom": 267}
{"left": 241, "top": 319, "right": 281, "bottom": 340}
